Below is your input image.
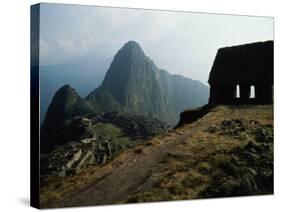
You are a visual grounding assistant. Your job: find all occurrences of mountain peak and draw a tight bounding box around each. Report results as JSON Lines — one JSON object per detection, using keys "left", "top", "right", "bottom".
{"left": 42, "top": 83, "right": 93, "bottom": 151}
{"left": 118, "top": 40, "right": 145, "bottom": 58}
{"left": 60, "top": 84, "right": 72, "bottom": 90}
{"left": 100, "top": 41, "right": 147, "bottom": 94}
{"left": 55, "top": 84, "right": 79, "bottom": 100}
{"left": 123, "top": 40, "right": 141, "bottom": 49}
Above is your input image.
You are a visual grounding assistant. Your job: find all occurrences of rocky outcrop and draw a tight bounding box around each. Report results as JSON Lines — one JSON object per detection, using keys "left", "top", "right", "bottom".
{"left": 208, "top": 41, "right": 273, "bottom": 104}
{"left": 176, "top": 104, "right": 213, "bottom": 128}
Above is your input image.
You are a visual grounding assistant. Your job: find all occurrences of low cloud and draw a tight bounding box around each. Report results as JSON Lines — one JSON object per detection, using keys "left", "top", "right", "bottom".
{"left": 39, "top": 4, "right": 273, "bottom": 84}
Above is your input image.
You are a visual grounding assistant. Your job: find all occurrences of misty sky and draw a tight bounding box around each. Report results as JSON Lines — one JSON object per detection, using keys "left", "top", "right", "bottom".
{"left": 39, "top": 3, "right": 273, "bottom": 85}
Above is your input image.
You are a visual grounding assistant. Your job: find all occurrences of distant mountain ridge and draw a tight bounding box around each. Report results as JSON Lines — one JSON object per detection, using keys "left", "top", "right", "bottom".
{"left": 43, "top": 41, "right": 209, "bottom": 130}
{"left": 86, "top": 41, "right": 209, "bottom": 125}
{"left": 41, "top": 85, "right": 93, "bottom": 151}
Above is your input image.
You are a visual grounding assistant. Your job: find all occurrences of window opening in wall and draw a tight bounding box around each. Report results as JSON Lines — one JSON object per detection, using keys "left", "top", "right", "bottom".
{"left": 250, "top": 85, "right": 255, "bottom": 98}
{"left": 236, "top": 85, "right": 240, "bottom": 98}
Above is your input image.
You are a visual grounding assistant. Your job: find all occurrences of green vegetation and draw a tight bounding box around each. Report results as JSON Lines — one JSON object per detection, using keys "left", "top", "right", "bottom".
{"left": 93, "top": 123, "right": 143, "bottom": 153}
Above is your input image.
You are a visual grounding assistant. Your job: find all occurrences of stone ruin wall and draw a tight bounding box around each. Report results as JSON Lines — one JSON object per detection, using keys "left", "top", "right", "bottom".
{"left": 208, "top": 41, "right": 273, "bottom": 105}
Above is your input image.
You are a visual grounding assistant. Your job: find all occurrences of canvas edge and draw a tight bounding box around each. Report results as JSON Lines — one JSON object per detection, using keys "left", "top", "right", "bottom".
{"left": 30, "top": 3, "right": 40, "bottom": 209}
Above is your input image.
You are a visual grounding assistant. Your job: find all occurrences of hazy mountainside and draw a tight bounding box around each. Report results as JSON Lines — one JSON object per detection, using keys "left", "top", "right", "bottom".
{"left": 41, "top": 105, "right": 273, "bottom": 208}
{"left": 157, "top": 71, "right": 209, "bottom": 118}
{"left": 86, "top": 41, "right": 209, "bottom": 125}
{"left": 41, "top": 41, "right": 209, "bottom": 150}
{"left": 41, "top": 84, "right": 169, "bottom": 152}
{"left": 43, "top": 85, "right": 93, "bottom": 127}
{"left": 41, "top": 85, "right": 93, "bottom": 151}
{"left": 40, "top": 55, "right": 107, "bottom": 123}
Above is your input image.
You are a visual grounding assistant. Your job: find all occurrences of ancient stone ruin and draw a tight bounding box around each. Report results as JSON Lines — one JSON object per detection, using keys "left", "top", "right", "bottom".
{"left": 208, "top": 40, "right": 273, "bottom": 104}
{"left": 46, "top": 140, "right": 114, "bottom": 177}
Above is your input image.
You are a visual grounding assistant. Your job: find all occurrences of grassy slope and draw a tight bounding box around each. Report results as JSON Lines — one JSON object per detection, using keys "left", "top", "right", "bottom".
{"left": 41, "top": 105, "right": 273, "bottom": 208}
{"left": 128, "top": 105, "right": 273, "bottom": 202}
{"left": 93, "top": 123, "right": 143, "bottom": 149}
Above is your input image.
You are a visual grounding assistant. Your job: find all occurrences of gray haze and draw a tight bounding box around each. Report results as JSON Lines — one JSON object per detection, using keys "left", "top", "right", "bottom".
{"left": 39, "top": 3, "right": 273, "bottom": 85}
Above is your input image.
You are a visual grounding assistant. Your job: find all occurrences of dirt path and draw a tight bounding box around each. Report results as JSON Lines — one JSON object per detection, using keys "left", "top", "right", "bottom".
{"left": 44, "top": 105, "right": 273, "bottom": 208}
{"left": 55, "top": 132, "right": 186, "bottom": 207}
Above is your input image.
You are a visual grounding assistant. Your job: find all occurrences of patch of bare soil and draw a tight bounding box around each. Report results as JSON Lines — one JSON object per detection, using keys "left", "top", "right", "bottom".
{"left": 43, "top": 131, "right": 186, "bottom": 208}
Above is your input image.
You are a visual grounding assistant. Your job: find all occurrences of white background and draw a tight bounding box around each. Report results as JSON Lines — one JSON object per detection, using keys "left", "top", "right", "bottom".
{"left": 0, "top": 0, "right": 280, "bottom": 211}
